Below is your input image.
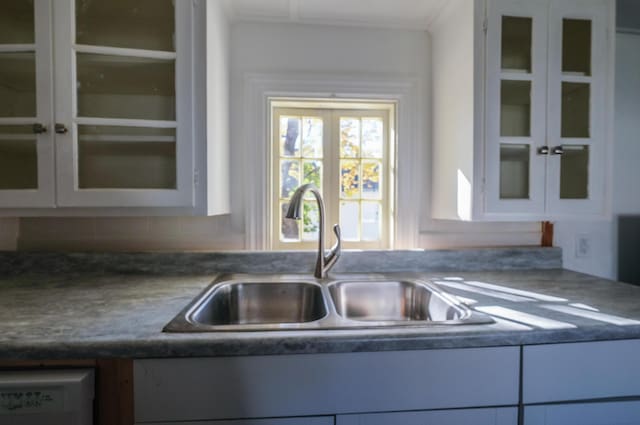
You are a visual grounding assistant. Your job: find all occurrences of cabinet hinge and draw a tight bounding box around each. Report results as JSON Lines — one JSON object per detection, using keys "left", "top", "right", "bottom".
{"left": 194, "top": 169, "right": 200, "bottom": 188}
{"left": 482, "top": 17, "right": 488, "bottom": 34}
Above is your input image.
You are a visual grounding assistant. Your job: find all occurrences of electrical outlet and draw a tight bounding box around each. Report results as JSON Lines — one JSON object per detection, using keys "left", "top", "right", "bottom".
{"left": 575, "top": 234, "right": 592, "bottom": 258}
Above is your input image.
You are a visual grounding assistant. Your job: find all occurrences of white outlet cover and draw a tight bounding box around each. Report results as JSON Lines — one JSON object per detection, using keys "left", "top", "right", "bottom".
{"left": 575, "top": 234, "right": 592, "bottom": 258}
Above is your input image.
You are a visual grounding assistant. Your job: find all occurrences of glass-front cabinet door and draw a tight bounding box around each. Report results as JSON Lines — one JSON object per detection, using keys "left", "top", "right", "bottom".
{"left": 545, "top": 0, "right": 608, "bottom": 215}
{"left": 0, "top": 0, "right": 55, "bottom": 207}
{"left": 485, "top": 0, "right": 547, "bottom": 215}
{"left": 53, "top": 0, "right": 193, "bottom": 207}
{"left": 486, "top": 0, "right": 609, "bottom": 218}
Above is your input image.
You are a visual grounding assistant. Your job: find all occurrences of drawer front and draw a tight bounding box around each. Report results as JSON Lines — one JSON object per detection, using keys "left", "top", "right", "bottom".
{"left": 138, "top": 418, "right": 334, "bottom": 425}
{"left": 524, "top": 400, "right": 640, "bottom": 425}
{"left": 523, "top": 339, "right": 640, "bottom": 403}
{"left": 134, "top": 347, "right": 519, "bottom": 423}
{"left": 337, "top": 407, "right": 518, "bottom": 425}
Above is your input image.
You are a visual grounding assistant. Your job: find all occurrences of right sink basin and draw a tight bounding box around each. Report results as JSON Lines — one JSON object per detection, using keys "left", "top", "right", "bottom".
{"left": 329, "top": 279, "right": 488, "bottom": 324}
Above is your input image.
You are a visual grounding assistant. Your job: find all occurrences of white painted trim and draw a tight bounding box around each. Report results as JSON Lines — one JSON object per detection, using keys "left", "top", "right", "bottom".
{"left": 77, "top": 135, "right": 176, "bottom": 143}
{"left": 0, "top": 135, "right": 35, "bottom": 141}
{"left": 0, "top": 118, "right": 42, "bottom": 126}
{"left": 0, "top": 44, "right": 36, "bottom": 53}
{"left": 73, "top": 44, "right": 177, "bottom": 60}
{"left": 244, "top": 73, "right": 422, "bottom": 250}
{"left": 74, "top": 117, "right": 177, "bottom": 128}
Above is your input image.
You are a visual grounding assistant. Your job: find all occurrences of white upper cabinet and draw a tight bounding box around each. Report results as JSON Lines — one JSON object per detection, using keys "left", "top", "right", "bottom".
{"left": 0, "top": 0, "right": 55, "bottom": 208}
{"left": 53, "top": 0, "right": 193, "bottom": 208}
{"left": 431, "top": 0, "right": 613, "bottom": 221}
{"left": 0, "top": 0, "right": 230, "bottom": 215}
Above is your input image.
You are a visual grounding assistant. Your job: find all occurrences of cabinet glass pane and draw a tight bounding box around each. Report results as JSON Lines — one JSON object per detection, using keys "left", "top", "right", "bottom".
{"left": 500, "top": 144, "right": 529, "bottom": 199}
{"left": 501, "top": 16, "right": 532, "bottom": 72}
{"left": 501, "top": 80, "right": 531, "bottom": 137}
{"left": 76, "top": 53, "right": 175, "bottom": 121}
{"left": 561, "top": 82, "right": 590, "bottom": 138}
{"left": 560, "top": 145, "right": 589, "bottom": 199}
{"left": 76, "top": 0, "right": 175, "bottom": 52}
{"left": 563, "top": 19, "right": 591, "bottom": 76}
{"left": 0, "top": 0, "right": 34, "bottom": 44}
{"left": 78, "top": 126, "right": 176, "bottom": 189}
{"left": 0, "top": 52, "right": 36, "bottom": 118}
{"left": 0, "top": 126, "right": 37, "bottom": 189}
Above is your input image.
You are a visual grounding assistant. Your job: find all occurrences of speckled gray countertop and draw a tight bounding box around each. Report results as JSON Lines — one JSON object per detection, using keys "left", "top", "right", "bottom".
{"left": 2, "top": 248, "right": 640, "bottom": 360}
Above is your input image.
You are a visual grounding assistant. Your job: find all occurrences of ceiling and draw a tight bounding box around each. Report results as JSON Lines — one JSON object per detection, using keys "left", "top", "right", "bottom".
{"left": 224, "top": 0, "right": 449, "bottom": 30}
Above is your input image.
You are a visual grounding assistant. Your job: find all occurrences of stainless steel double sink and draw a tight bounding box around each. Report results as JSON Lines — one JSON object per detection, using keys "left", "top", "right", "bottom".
{"left": 163, "top": 274, "right": 494, "bottom": 332}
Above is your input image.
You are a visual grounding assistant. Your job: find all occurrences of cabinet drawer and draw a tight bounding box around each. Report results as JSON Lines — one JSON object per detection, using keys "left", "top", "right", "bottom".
{"left": 337, "top": 407, "right": 518, "bottom": 425}
{"left": 134, "top": 347, "right": 519, "bottom": 422}
{"left": 524, "top": 400, "right": 640, "bottom": 425}
{"left": 139, "top": 418, "right": 333, "bottom": 425}
{"left": 523, "top": 339, "right": 640, "bottom": 403}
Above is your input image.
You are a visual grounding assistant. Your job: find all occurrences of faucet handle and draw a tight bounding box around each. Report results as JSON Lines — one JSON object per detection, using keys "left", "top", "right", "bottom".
{"left": 325, "top": 224, "right": 342, "bottom": 267}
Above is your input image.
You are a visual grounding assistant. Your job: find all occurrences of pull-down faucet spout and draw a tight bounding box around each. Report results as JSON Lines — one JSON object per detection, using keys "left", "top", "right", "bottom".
{"left": 285, "top": 184, "right": 341, "bottom": 279}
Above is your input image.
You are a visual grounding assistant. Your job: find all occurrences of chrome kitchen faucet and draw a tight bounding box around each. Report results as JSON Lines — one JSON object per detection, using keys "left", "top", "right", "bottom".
{"left": 286, "top": 184, "right": 341, "bottom": 279}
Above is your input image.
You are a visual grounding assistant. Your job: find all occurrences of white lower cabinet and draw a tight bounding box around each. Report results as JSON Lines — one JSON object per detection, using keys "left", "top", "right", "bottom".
{"left": 134, "top": 347, "right": 519, "bottom": 424}
{"left": 524, "top": 400, "right": 640, "bottom": 425}
{"left": 336, "top": 408, "right": 518, "bottom": 425}
{"left": 140, "top": 419, "right": 333, "bottom": 425}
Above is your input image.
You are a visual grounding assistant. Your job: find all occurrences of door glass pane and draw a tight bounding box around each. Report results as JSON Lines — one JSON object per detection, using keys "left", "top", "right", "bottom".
{"left": 501, "top": 16, "right": 532, "bottom": 72}
{"left": 560, "top": 145, "right": 589, "bottom": 199}
{"left": 280, "top": 116, "right": 301, "bottom": 157}
{"left": 562, "top": 82, "right": 590, "bottom": 138}
{"left": 302, "top": 201, "right": 320, "bottom": 242}
{"left": 563, "top": 19, "right": 591, "bottom": 76}
{"left": 0, "top": 52, "right": 36, "bottom": 118}
{"left": 280, "top": 202, "right": 299, "bottom": 242}
{"left": 0, "top": 126, "right": 37, "bottom": 189}
{"left": 280, "top": 160, "right": 300, "bottom": 199}
{"left": 0, "top": 0, "right": 34, "bottom": 44}
{"left": 500, "top": 144, "right": 530, "bottom": 199}
{"left": 76, "top": 0, "right": 175, "bottom": 52}
{"left": 76, "top": 53, "right": 175, "bottom": 121}
{"left": 501, "top": 80, "right": 531, "bottom": 137}
{"left": 77, "top": 126, "right": 176, "bottom": 189}
{"left": 361, "top": 202, "right": 381, "bottom": 242}
{"left": 340, "top": 118, "right": 360, "bottom": 158}
{"left": 340, "top": 160, "right": 360, "bottom": 199}
{"left": 302, "top": 160, "right": 322, "bottom": 191}
{"left": 361, "top": 118, "right": 383, "bottom": 158}
{"left": 340, "top": 201, "right": 360, "bottom": 242}
{"left": 362, "top": 160, "right": 382, "bottom": 200}
{"left": 301, "top": 117, "right": 323, "bottom": 158}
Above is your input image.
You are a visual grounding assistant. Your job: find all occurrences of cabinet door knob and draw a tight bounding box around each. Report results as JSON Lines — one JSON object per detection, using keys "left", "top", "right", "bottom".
{"left": 537, "top": 146, "right": 550, "bottom": 155}
{"left": 32, "top": 123, "right": 47, "bottom": 134}
{"left": 55, "top": 124, "right": 68, "bottom": 134}
{"left": 552, "top": 146, "right": 564, "bottom": 155}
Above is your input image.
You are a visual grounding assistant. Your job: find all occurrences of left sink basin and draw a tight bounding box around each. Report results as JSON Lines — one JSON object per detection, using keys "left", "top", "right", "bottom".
{"left": 163, "top": 277, "right": 328, "bottom": 332}
{"left": 191, "top": 281, "right": 327, "bottom": 326}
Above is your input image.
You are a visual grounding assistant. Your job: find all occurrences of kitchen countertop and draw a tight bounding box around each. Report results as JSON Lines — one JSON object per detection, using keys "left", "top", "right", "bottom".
{"left": 2, "top": 252, "right": 640, "bottom": 360}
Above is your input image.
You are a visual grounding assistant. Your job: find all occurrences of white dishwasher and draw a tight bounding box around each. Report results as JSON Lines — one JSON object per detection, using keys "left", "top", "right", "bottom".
{"left": 0, "top": 369, "right": 94, "bottom": 425}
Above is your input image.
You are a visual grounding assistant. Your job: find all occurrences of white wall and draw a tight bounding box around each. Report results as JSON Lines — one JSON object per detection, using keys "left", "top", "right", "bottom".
{"left": 555, "top": 32, "right": 640, "bottom": 279}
